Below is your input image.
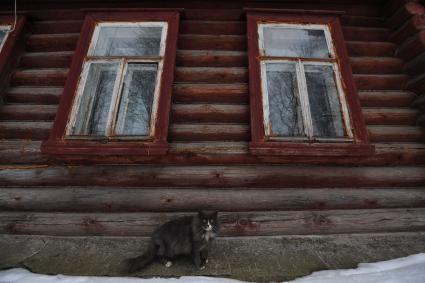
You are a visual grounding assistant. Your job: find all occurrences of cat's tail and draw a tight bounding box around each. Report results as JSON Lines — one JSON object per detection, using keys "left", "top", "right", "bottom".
{"left": 125, "top": 241, "right": 156, "bottom": 273}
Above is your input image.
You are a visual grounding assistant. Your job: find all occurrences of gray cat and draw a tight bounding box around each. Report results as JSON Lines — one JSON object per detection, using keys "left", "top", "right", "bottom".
{"left": 126, "top": 211, "right": 219, "bottom": 272}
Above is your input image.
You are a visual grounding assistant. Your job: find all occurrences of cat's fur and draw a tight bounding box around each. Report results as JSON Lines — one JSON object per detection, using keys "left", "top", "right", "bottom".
{"left": 126, "top": 211, "right": 219, "bottom": 273}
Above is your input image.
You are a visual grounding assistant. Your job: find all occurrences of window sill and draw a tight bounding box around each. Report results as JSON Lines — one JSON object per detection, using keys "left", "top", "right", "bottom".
{"left": 249, "top": 142, "right": 375, "bottom": 156}
{"left": 41, "top": 140, "right": 168, "bottom": 156}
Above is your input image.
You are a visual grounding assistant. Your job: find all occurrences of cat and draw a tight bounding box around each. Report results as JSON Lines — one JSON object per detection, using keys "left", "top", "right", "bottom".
{"left": 125, "top": 211, "right": 219, "bottom": 273}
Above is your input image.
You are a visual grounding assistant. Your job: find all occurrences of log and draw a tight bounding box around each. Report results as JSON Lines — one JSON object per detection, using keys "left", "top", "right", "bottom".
{"left": 5, "top": 87, "right": 63, "bottom": 105}
{"left": 358, "top": 91, "right": 416, "bottom": 107}
{"left": 173, "top": 83, "right": 248, "bottom": 104}
{"left": 169, "top": 123, "right": 250, "bottom": 141}
{"left": 31, "top": 20, "right": 83, "bottom": 34}
{"left": 342, "top": 27, "right": 389, "bottom": 41}
{"left": 386, "top": 1, "right": 425, "bottom": 30}
{"left": 340, "top": 15, "right": 385, "bottom": 27}
{"left": 395, "top": 30, "right": 425, "bottom": 61}
{"left": 363, "top": 107, "right": 418, "bottom": 125}
{"left": 1, "top": 165, "right": 424, "bottom": 187}
{"left": 1, "top": 208, "right": 425, "bottom": 236}
{"left": 1, "top": 187, "right": 425, "bottom": 212}
{"left": 180, "top": 20, "right": 245, "bottom": 35}
{"left": 389, "top": 15, "right": 425, "bottom": 44}
{"left": 368, "top": 125, "right": 425, "bottom": 142}
{"left": 174, "top": 67, "right": 248, "bottom": 83}
{"left": 176, "top": 50, "right": 247, "bottom": 67}
{"left": 346, "top": 41, "right": 396, "bottom": 57}
{"left": 184, "top": 9, "right": 244, "bottom": 21}
{"left": 26, "top": 33, "right": 79, "bottom": 52}
{"left": 406, "top": 72, "right": 425, "bottom": 94}
{"left": 0, "top": 121, "right": 52, "bottom": 140}
{"left": 171, "top": 104, "right": 249, "bottom": 123}
{"left": 11, "top": 68, "right": 69, "bottom": 87}
{"left": 20, "top": 51, "right": 74, "bottom": 69}
{"left": 354, "top": 74, "right": 407, "bottom": 90}
{"left": 404, "top": 50, "right": 425, "bottom": 76}
{"left": 178, "top": 34, "right": 246, "bottom": 51}
{"left": 0, "top": 105, "right": 57, "bottom": 121}
{"left": 350, "top": 57, "right": 403, "bottom": 74}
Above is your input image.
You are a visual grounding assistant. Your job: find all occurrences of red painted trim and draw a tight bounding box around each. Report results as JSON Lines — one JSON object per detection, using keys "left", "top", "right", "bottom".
{"left": 246, "top": 11, "right": 372, "bottom": 156}
{"left": 41, "top": 11, "right": 180, "bottom": 158}
{"left": 0, "top": 15, "right": 26, "bottom": 102}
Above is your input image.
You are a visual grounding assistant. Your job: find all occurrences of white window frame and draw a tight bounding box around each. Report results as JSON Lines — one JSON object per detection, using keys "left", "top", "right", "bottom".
{"left": 0, "top": 25, "right": 11, "bottom": 52}
{"left": 66, "top": 21, "right": 168, "bottom": 140}
{"left": 258, "top": 23, "right": 353, "bottom": 142}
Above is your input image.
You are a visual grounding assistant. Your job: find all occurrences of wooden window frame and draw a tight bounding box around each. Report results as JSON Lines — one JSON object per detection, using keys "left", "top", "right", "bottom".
{"left": 41, "top": 11, "right": 180, "bottom": 156}
{"left": 247, "top": 11, "right": 374, "bottom": 156}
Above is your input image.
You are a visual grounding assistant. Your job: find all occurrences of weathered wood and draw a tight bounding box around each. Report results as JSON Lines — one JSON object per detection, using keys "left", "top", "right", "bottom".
{"left": 174, "top": 67, "right": 248, "bottom": 83}
{"left": 0, "top": 105, "right": 57, "bottom": 121}
{"left": 404, "top": 50, "right": 425, "bottom": 76}
{"left": 11, "top": 68, "right": 68, "bottom": 86}
{"left": 5, "top": 87, "right": 62, "bottom": 104}
{"left": 350, "top": 57, "right": 403, "bottom": 74}
{"left": 346, "top": 41, "right": 396, "bottom": 57}
{"left": 31, "top": 20, "right": 83, "bottom": 34}
{"left": 389, "top": 15, "right": 425, "bottom": 44}
{"left": 180, "top": 20, "right": 245, "bottom": 35}
{"left": 171, "top": 104, "right": 249, "bottom": 123}
{"left": 363, "top": 107, "right": 419, "bottom": 125}
{"left": 354, "top": 74, "right": 407, "bottom": 90}
{"left": 173, "top": 84, "right": 248, "bottom": 104}
{"left": 406, "top": 72, "right": 425, "bottom": 94}
{"left": 1, "top": 187, "right": 425, "bottom": 212}
{"left": 386, "top": 1, "right": 425, "bottom": 30}
{"left": 1, "top": 208, "right": 425, "bottom": 236}
{"left": 184, "top": 9, "right": 244, "bottom": 21}
{"left": 343, "top": 26, "right": 389, "bottom": 41}
{"left": 169, "top": 123, "right": 250, "bottom": 141}
{"left": 178, "top": 34, "right": 246, "bottom": 51}
{"left": 0, "top": 121, "right": 52, "bottom": 139}
{"left": 20, "top": 51, "right": 74, "bottom": 69}
{"left": 26, "top": 33, "right": 79, "bottom": 52}
{"left": 176, "top": 50, "right": 247, "bottom": 67}
{"left": 0, "top": 140, "right": 48, "bottom": 164}
{"left": 22, "top": 9, "right": 85, "bottom": 21}
{"left": 358, "top": 91, "right": 416, "bottom": 107}
{"left": 395, "top": 30, "right": 425, "bottom": 61}
{"left": 368, "top": 125, "right": 425, "bottom": 142}
{"left": 340, "top": 15, "right": 385, "bottom": 27}
{"left": 1, "top": 165, "right": 424, "bottom": 187}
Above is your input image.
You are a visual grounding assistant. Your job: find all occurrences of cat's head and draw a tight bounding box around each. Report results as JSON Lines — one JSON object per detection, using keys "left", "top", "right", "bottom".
{"left": 198, "top": 211, "right": 219, "bottom": 232}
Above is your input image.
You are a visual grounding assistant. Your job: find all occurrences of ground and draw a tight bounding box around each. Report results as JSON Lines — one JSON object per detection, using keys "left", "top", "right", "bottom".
{"left": 1, "top": 233, "right": 425, "bottom": 282}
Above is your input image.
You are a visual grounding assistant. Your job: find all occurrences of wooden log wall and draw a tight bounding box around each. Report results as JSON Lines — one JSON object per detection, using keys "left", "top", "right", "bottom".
{"left": 0, "top": 0, "right": 424, "bottom": 237}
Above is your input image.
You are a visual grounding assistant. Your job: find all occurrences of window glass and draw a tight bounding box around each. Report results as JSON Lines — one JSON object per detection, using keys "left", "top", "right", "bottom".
{"left": 264, "top": 62, "right": 304, "bottom": 137}
{"left": 0, "top": 28, "right": 9, "bottom": 51}
{"left": 71, "top": 62, "right": 119, "bottom": 136}
{"left": 93, "top": 26, "right": 163, "bottom": 56}
{"left": 262, "top": 26, "right": 330, "bottom": 58}
{"left": 114, "top": 63, "right": 158, "bottom": 136}
{"left": 305, "top": 65, "right": 345, "bottom": 138}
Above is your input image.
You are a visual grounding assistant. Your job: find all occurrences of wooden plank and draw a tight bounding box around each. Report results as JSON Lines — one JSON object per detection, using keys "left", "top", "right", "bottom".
{"left": 363, "top": 107, "right": 419, "bottom": 125}
{"left": 5, "top": 87, "right": 63, "bottom": 104}
{"left": 184, "top": 9, "right": 244, "bottom": 21}
{"left": 178, "top": 34, "right": 246, "bottom": 51}
{"left": 20, "top": 51, "right": 74, "bottom": 69}
{"left": 31, "top": 20, "right": 83, "bottom": 34}
{"left": 180, "top": 20, "right": 245, "bottom": 35}
{"left": 0, "top": 105, "right": 57, "bottom": 121}
{"left": 358, "top": 91, "right": 416, "bottom": 107}
{"left": 171, "top": 104, "right": 249, "bottom": 123}
{"left": 0, "top": 140, "right": 48, "bottom": 164}
{"left": 340, "top": 15, "right": 385, "bottom": 27}
{"left": 0, "top": 121, "right": 52, "bottom": 139}
{"left": 175, "top": 67, "right": 248, "bottom": 83}
{"left": 343, "top": 26, "right": 389, "bottom": 41}
{"left": 354, "top": 74, "right": 407, "bottom": 90}
{"left": 169, "top": 123, "right": 250, "bottom": 141}
{"left": 11, "top": 68, "right": 68, "bottom": 87}
{"left": 176, "top": 50, "right": 247, "bottom": 67}
{"left": 1, "top": 208, "right": 425, "bottom": 236}
{"left": 23, "top": 10, "right": 85, "bottom": 21}
{"left": 350, "top": 57, "right": 403, "bottom": 74}
{"left": 173, "top": 83, "right": 248, "bottom": 104}
{"left": 26, "top": 33, "right": 79, "bottom": 52}
{"left": 1, "top": 165, "right": 424, "bottom": 187}
{"left": 1, "top": 187, "right": 425, "bottom": 212}
{"left": 346, "top": 41, "right": 396, "bottom": 57}
{"left": 368, "top": 125, "right": 425, "bottom": 142}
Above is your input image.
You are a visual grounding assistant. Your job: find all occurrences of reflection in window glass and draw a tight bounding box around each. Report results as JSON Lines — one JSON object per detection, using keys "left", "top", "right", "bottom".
{"left": 265, "top": 63, "right": 304, "bottom": 137}
{"left": 262, "top": 27, "right": 330, "bottom": 58}
{"left": 71, "top": 62, "right": 119, "bottom": 136}
{"left": 115, "top": 63, "right": 158, "bottom": 136}
{"left": 93, "top": 26, "right": 162, "bottom": 56}
{"left": 0, "top": 28, "right": 9, "bottom": 50}
{"left": 305, "top": 65, "right": 345, "bottom": 138}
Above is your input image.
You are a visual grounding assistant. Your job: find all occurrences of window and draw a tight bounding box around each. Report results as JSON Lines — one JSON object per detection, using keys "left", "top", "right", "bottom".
{"left": 42, "top": 11, "right": 180, "bottom": 157}
{"left": 247, "top": 11, "right": 373, "bottom": 156}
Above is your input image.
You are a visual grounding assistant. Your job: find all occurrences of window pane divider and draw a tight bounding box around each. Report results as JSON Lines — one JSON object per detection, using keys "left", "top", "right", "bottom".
{"left": 295, "top": 60, "right": 314, "bottom": 138}
{"left": 105, "top": 58, "right": 126, "bottom": 136}
{"left": 259, "top": 56, "right": 336, "bottom": 63}
{"left": 86, "top": 56, "right": 163, "bottom": 61}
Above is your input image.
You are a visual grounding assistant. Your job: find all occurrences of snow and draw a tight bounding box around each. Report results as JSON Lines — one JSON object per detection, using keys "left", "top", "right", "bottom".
{"left": 1, "top": 253, "right": 424, "bottom": 283}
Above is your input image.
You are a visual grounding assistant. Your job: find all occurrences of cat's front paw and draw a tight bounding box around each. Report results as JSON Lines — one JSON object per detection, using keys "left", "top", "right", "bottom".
{"left": 198, "top": 265, "right": 206, "bottom": 270}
